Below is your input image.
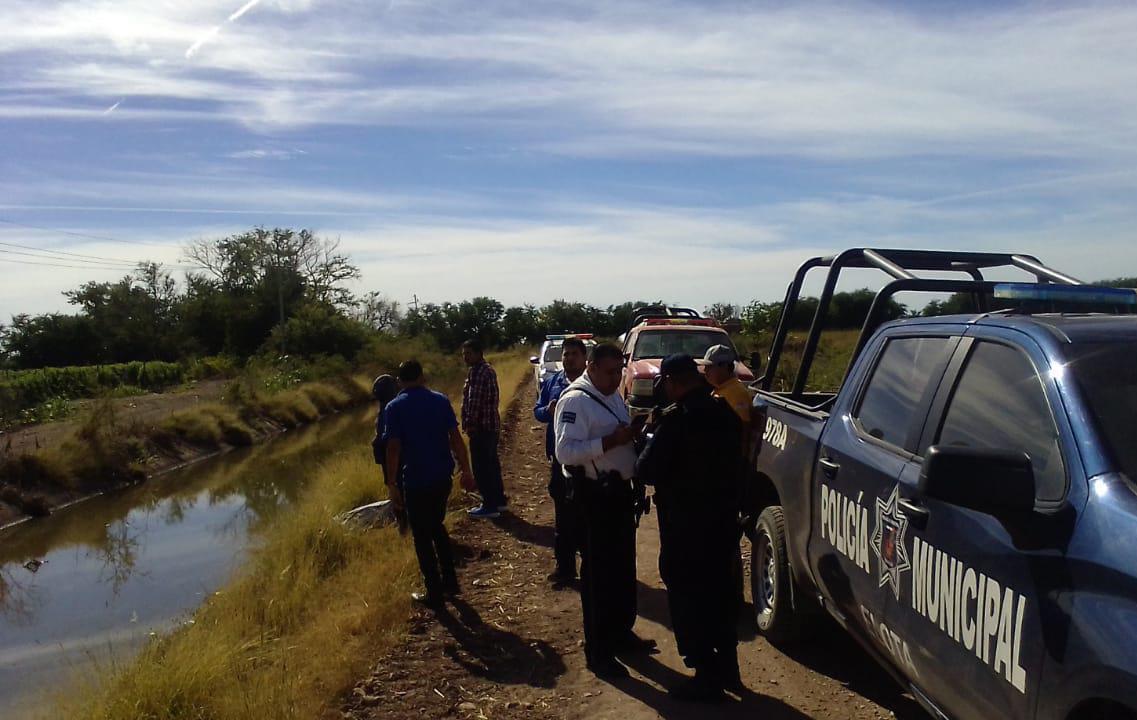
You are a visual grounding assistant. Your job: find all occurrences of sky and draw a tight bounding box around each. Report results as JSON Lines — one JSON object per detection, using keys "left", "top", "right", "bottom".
{"left": 2, "top": 0, "right": 1136, "bottom": 319}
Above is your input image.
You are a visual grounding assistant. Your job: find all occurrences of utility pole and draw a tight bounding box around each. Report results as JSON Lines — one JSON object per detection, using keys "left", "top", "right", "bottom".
{"left": 411, "top": 294, "right": 420, "bottom": 313}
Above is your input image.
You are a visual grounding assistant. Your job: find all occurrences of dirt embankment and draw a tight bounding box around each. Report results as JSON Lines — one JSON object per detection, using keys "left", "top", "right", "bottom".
{"left": 0, "top": 380, "right": 228, "bottom": 458}
{"left": 0, "top": 376, "right": 370, "bottom": 529}
{"left": 342, "top": 377, "right": 926, "bottom": 720}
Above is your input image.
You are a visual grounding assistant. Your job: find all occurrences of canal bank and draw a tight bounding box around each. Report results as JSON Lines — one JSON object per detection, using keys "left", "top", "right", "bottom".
{"left": 0, "top": 405, "right": 375, "bottom": 718}
{"left": 35, "top": 351, "right": 531, "bottom": 720}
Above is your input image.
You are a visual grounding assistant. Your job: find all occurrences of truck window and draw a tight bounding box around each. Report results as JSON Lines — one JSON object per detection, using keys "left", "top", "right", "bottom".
{"left": 632, "top": 330, "right": 731, "bottom": 360}
{"left": 1064, "top": 342, "right": 1137, "bottom": 482}
{"left": 854, "top": 337, "right": 953, "bottom": 452}
{"left": 936, "top": 341, "right": 1065, "bottom": 501}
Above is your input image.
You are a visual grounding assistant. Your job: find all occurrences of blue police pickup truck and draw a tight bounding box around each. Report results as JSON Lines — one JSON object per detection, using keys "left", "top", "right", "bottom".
{"left": 746, "top": 249, "right": 1137, "bottom": 720}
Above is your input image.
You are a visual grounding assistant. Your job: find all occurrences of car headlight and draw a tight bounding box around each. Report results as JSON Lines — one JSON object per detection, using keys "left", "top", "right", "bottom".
{"left": 631, "top": 378, "right": 654, "bottom": 397}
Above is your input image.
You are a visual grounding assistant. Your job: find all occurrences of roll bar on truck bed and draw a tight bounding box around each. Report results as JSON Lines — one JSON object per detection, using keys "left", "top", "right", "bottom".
{"left": 757, "top": 248, "right": 1084, "bottom": 405}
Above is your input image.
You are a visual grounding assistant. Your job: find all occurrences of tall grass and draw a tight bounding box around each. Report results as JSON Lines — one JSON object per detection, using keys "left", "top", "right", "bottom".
{"left": 56, "top": 348, "right": 533, "bottom": 720}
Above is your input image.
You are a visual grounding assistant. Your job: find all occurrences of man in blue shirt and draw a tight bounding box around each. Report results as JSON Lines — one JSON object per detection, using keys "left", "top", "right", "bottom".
{"left": 384, "top": 360, "right": 475, "bottom": 606}
{"left": 534, "top": 336, "right": 588, "bottom": 586}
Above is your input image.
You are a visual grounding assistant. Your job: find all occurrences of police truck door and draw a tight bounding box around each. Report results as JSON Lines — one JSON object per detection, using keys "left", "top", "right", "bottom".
{"left": 812, "top": 332, "right": 957, "bottom": 669}
{"left": 886, "top": 333, "right": 1068, "bottom": 719}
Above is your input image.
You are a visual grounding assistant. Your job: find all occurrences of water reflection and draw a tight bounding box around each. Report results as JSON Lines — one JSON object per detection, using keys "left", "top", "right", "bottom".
{"left": 0, "top": 406, "right": 373, "bottom": 718}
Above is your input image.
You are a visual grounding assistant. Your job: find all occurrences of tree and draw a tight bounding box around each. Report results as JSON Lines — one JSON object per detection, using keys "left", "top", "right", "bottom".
{"left": 501, "top": 305, "right": 543, "bottom": 345}
{"left": 265, "top": 303, "right": 370, "bottom": 360}
{"left": 705, "top": 302, "right": 737, "bottom": 322}
{"left": 183, "top": 228, "right": 361, "bottom": 356}
{"left": 64, "top": 262, "right": 182, "bottom": 362}
{"left": 1, "top": 313, "right": 102, "bottom": 368}
{"left": 353, "top": 292, "right": 401, "bottom": 333}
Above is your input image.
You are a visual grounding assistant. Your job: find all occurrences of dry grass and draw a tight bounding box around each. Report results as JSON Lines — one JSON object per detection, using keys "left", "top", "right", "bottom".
{"left": 56, "top": 350, "right": 532, "bottom": 720}
{"left": 59, "top": 450, "right": 420, "bottom": 720}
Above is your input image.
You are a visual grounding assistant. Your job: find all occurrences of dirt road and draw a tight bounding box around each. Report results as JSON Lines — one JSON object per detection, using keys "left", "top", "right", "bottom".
{"left": 343, "top": 378, "right": 927, "bottom": 719}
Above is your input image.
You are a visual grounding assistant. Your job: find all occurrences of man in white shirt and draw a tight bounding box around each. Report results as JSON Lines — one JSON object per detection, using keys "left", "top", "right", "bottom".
{"left": 555, "top": 342, "right": 643, "bottom": 679}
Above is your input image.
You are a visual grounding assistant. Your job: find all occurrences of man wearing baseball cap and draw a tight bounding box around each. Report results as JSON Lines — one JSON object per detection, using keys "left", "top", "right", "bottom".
{"left": 697, "top": 344, "right": 751, "bottom": 430}
{"left": 636, "top": 353, "right": 744, "bottom": 701}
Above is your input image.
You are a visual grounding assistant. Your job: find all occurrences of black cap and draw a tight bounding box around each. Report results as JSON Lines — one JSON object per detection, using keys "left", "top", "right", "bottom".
{"left": 658, "top": 353, "right": 699, "bottom": 378}
{"left": 372, "top": 374, "right": 398, "bottom": 403}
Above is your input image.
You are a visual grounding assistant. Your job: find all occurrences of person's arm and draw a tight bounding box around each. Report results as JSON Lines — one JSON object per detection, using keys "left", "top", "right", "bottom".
{"left": 635, "top": 418, "right": 676, "bottom": 487}
{"left": 486, "top": 368, "right": 500, "bottom": 426}
{"left": 448, "top": 427, "right": 476, "bottom": 490}
{"left": 534, "top": 377, "right": 554, "bottom": 423}
{"left": 385, "top": 438, "right": 404, "bottom": 509}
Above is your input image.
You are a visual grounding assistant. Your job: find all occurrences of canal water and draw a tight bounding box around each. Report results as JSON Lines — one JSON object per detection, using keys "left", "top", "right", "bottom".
{"left": 0, "top": 406, "right": 374, "bottom": 718}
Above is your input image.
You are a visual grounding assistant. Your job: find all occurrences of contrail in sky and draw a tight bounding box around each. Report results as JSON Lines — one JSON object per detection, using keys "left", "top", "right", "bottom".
{"left": 185, "top": 0, "right": 263, "bottom": 59}
{"left": 228, "top": 0, "right": 262, "bottom": 22}
{"left": 102, "top": 100, "right": 122, "bottom": 115}
{"left": 185, "top": 26, "right": 222, "bottom": 59}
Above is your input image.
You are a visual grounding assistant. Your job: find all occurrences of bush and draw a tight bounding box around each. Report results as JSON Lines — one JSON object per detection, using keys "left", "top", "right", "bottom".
{"left": 0, "top": 361, "right": 185, "bottom": 426}
{"left": 264, "top": 304, "right": 370, "bottom": 361}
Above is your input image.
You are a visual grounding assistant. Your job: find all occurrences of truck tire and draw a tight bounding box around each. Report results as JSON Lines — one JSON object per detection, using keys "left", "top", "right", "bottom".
{"left": 752, "top": 506, "right": 796, "bottom": 644}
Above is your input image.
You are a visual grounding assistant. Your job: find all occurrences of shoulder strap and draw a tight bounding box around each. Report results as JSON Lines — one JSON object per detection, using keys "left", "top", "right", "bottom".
{"left": 564, "top": 388, "right": 625, "bottom": 423}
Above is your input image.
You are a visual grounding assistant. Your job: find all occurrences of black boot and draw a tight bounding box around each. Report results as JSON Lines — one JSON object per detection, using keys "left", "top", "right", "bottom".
{"left": 670, "top": 669, "right": 726, "bottom": 703}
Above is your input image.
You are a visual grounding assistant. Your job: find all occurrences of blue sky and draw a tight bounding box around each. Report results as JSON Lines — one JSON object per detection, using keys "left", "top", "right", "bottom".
{"left": 2, "top": 0, "right": 1136, "bottom": 318}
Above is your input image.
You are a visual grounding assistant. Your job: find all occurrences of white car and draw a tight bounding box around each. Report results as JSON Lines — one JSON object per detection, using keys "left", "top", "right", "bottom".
{"left": 530, "top": 334, "right": 596, "bottom": 384}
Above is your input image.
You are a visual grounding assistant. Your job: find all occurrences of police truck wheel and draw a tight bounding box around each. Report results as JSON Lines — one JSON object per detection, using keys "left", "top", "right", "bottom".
{"left": 752, "top": 506, "right": 796, "bottom": 644}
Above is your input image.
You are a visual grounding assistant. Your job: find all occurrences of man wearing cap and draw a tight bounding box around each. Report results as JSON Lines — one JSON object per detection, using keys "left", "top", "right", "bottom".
{"left": 554, "top": 342, "right": 647, "bottom": 679}
{"left": 534, "top": 336, "right": 588, "bottom": 587}
{"left": 700, "top": 344, "right": 752, "bottom": 435}
{"left": 636, "top": 353, "right": 744, "bottom": 701}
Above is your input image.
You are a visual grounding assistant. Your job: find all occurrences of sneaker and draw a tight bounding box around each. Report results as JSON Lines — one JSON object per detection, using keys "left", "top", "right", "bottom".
{"left": 467, "top": 506, "right": 500, "bottom": 519}
{"left": 410, "top": 591, "right": 443, "bottom": 609}
{"left": 496, "top": 504, "right": 509, "bottom": 512}
{"left": 443, "top": 582, "right": 461, "bottom": 597}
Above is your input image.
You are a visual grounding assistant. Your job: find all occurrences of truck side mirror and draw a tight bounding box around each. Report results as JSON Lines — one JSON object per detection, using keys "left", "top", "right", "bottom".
{"left": 749, "top": 351, "right": 763, "bottom": 374}
{"left": 919, "top": 446, "right": 1035, "bottom": 514}
{"left": 529, "top": 356, "right": 540, "bottom": 365}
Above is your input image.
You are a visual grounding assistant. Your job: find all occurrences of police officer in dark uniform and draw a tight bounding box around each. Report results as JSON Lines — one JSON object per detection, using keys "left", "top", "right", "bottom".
{"left": 636, "top": 353, "right": 744, "bottom": 701}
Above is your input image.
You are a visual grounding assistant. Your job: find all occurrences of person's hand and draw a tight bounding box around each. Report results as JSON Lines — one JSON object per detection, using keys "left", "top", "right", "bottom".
{"left": 459, "top": 468, "right": 476, "bottom": 491}
{"left": 547, "top": 397, "right": 558, "bottom": 414}
{"left": 604, "top": 424, "right": 637, "bottom": 449}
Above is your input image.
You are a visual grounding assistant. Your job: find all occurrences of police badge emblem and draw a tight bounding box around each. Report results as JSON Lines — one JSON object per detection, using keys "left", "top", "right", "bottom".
{"left": 870, "top": 486, "right": 911, "bottom": 600}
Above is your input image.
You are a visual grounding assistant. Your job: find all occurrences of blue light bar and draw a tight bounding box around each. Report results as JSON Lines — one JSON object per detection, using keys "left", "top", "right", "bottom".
{"left": 993, "top": 283, "right": 1137, "bottom": 306}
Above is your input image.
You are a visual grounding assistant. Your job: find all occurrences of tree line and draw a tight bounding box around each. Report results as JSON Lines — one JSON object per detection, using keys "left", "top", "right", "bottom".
{"left": 2, "top": 227, "right": 1133, "bottom": 370}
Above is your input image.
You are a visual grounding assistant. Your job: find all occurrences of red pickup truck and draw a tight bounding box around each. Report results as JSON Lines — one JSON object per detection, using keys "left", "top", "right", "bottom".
{"left": 619, "top": 310, "right": 754, "bottom": 416}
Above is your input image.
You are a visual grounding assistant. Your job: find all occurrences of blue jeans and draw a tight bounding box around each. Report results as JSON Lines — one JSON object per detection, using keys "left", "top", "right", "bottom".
{"left": 468, "top": 430, "right": 506, "bottom": 508}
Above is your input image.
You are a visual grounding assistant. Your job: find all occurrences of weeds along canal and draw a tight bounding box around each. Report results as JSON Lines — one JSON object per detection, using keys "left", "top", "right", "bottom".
{"left": 0, "top": 404, "right": 375, "bottom": 719}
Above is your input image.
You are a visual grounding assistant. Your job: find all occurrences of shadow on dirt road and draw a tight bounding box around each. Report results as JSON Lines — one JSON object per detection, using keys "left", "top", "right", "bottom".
{"left": 634, "top": 579, "right": 926, "bottom": 719}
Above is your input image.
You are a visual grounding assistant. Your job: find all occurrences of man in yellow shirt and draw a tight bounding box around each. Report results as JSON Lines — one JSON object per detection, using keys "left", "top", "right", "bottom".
{"left": 698, "top": 344, "right": 752, "bottom": 432}
{"left": 697, "top": 343, "right": 753, "bottom": 615}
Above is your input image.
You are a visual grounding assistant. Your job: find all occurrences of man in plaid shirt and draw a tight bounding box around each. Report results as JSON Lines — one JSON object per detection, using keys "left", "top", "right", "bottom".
{"left": 461, "top": 338, "right": 507, "bottom": 518}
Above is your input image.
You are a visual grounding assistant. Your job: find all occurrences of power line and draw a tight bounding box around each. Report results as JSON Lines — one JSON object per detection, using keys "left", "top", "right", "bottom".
{"left": 0, "top": 256, "right": 145, "bottom": 271}
{"left": 0, "top": 217, "right": 179, "bottom": 249}
{"left": 0, "top": 247, "right": 163, "bottom": 270}
{"left": 0, "top": 242, "right": 202, "bottom": 271}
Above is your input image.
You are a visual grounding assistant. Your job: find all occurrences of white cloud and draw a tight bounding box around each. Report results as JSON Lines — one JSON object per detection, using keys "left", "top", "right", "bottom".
{"left": 1, "top": 1, "right": 1136, "bottom": 160}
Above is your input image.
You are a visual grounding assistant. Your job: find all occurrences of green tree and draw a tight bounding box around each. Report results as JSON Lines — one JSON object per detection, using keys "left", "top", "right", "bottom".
{"left": 265, "top": 303, "right": 370, "bottom": 360}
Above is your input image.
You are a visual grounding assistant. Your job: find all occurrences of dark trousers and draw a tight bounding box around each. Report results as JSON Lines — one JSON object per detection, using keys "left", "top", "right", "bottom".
{"left": 658, "top": 508, "right": 738, "bottom": 674}
{"left": 549, "top": 462, "right": 580, "bottom": 578}
{"left": 578, "top": 482, "right": 638, "bottom": 663}
{"left": 469, "top": 430, "right": 506, "bottom": 508}
{"left": 404, "top": 482, "right": 457, "bottom": 597}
